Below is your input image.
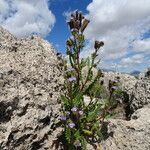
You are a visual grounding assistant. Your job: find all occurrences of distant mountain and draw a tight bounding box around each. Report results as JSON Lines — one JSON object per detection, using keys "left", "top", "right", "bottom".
{"left": 130, "top": 70, "right": 141, "bottom": 76}
{"left": 101, "top": 68, "right": 115, "bottom": 72}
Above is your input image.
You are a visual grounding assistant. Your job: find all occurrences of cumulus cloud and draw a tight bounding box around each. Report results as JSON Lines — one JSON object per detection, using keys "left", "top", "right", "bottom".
{"left": 63, "top": 10, "right": 72, "bottom": 22}
{"left": 120, "top": 54, "right": 144, "bottom": 67}
{"left": 0, "top": 0, "right": 9, "bottom": 19}
{"left": 84, "top": 0, "right": 150, "bottom": 72}
{"left": 0, "top": 0, "right": 55, "bottom": 37}
{"left": 132, "top": 38, "right": 150, "bottom": 53}
{"left": 117, "top": 54, "right": 148, "bottom": 72}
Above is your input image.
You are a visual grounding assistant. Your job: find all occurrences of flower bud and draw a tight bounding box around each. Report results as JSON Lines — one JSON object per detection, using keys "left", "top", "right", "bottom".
{"left": 111, "top": 86, "right": 118, "bottom": 91}
{"left": 79, "top": 12, "right": 83, "bottom": 23}
{"left": 94, "top": 41, "right": 104, "bottom": 49}
{"left": 75, "top": 20, "right": 80, "bottom": 30}
{"left": 68, "top": 19, "right": 74, "bottom": 30}
{"left": 71, "top": 13, "right": 76, "bottom": 19}
{"left": 79, "top": 110, "right": 83, "bottom": 115}
{"left": 66, "top": 38, "right": 74, "bottom": 47}
{"left": 75, "top": 11, "right": 79, "bottom": 20}
{"left": 80, "top": 19, "right": 90, "bottom": 32}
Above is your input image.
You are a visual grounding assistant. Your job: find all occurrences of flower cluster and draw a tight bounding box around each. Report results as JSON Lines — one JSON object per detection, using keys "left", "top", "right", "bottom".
{"left": 60, "top": 106, "right": 84, "bottom": 130}
{"left": 68, "top": 11, "right": 90, "bottom": 33}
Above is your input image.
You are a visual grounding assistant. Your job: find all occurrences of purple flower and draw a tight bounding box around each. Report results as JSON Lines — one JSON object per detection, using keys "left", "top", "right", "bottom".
{"left": 111, "top": 86, "right": 118, "bottom": 90}
{"left": 59, "top": 116, "right": 67, "bottom": 121}
{"left": 68, "top": 123, "right": 75, "bottom": 128}
{"left": 65, "top": 111, "right": 70, "bottom": 116}
{"left": 79, "top": 110, "right": 83, "bottom": 115}
{"left": 68, "top": 77, "right": 76, "bottom": 82}
{"left": 65, "top": 68, "right": 74, "bottom": 73}
{"left": 71, "top": 107, "right": 78, "bottom": 112}
{"left": 74, "top": 140, "right": 81, "bottom": 147}
{"left": 66, "top": 68, "right": 75, "bottom": 72}
{"left": 113, "top": 80, "right": 118, "bottom": 83}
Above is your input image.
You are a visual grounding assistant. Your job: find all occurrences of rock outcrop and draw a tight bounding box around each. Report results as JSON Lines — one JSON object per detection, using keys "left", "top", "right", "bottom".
{"left": 102, "top": 72, "right": 137, "bottom": 96}
{"left": 94, "top": 71, "right": 150, "bottom": 150}
{"left": 0, "top": 26, "right": 64, "bottom": 150}
{"left": 100, "top": 104, "right": 150, "bottom": 150}
{"left": 0, "top": 26, "right": 150, "bottom": 150}
{"left": 102, "top": 72, "right": 150, "bottom": 115}
{"left": 139, "top": 67, "right": 150, "bottom": 79}
{"left": 130, "top": 78, "right": 150, "bottom": 112}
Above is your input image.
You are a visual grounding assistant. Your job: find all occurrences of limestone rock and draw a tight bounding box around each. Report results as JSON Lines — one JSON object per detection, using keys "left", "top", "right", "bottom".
{"left": 102, "top": 72, "right": 137, "bottom": 94}
{"left": 100, "top": 104, "right": 150, "bottom": 150}
{"left": 130, "top": 78, "right": 150, "bottom": 112}
{"left": 0, "top": 26, "right": 150, "bottom": 150}
{"left": 0, "top": 26, "right": 64, "bottom": 150}
{"left": 139, "top": 67, "right": 150, "bottom": 79}
{"left": 102, "top": 72, "right": 150, "bottom": 114}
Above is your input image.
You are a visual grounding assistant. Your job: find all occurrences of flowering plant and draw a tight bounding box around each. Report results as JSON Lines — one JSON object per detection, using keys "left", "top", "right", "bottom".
{"left": 54, "top": 11, "right": 119, "bottom": 150}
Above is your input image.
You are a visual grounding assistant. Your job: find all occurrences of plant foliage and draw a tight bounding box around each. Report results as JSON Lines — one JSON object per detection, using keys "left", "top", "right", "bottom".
{"left": 55, "top": 11, "right": 121, "bottom": 150}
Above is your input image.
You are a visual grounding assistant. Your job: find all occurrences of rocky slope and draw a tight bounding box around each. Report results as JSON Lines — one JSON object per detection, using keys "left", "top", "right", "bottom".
{"left": 0, "top": 26, "right": 64, "bottom": 150}
{"left": 0, "top": 26, "right": 150, "bottom": 150}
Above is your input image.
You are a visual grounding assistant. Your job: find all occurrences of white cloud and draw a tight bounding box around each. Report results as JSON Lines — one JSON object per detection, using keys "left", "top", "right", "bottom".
{"left": 132, "top": 38, "right": 150, "bottom": 53}
{"left": 0, "top": 0, "right": 55, "bottom": 37}
{"left": 86, "top": 0, "right": 150, "bottom": 38}
{"left": 0, "top": 0, "right": 9, "bottom": 17}
{"left": 118, "top": 54, "right": 147, "bottom": 72}
{"left": 84, "top": 0, "right": 150, "bottom": 72}
{"left": 63, "top": 10, "right": 72, "bottom": 22}
{"left": 121, "top": 54, "right": 144, "bottom": 67}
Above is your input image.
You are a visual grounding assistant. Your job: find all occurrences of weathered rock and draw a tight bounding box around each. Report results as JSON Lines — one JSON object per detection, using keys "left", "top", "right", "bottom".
{"left": 139, "top": 67, "right": 150, "bottom": 79}
{"left": 102, "top": 72, "right": 137, "bottom": 95}
{"left": 0, "top": 26, "right": 64, "bottom": 150}
{"left": 100, "top": 104, "right": 150, "bottom": 150}
{"left": 102, "top": 72, "right": 150, "bottom": 115}
{"left": 130, "top": 78, "right": 150, "bottom": 112}
{"left": 0, "top": 26, "right": 150, "bottom": 150}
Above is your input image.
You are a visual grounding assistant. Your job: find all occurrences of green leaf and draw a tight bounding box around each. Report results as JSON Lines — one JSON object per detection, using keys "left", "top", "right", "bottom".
{"left": 74, "top": 130, "right": 81, "bottom": 140}
{"left": 80, "top": 58, "right": 87, "bottom": 68}
{"left": 105, "top": 113, "right": 112, "bottom": 120}
{"left": 87, "top": 104, "right": 101, "bottom": 122}
{"left": 91, "top": 121, "right": 99, "bottom": 131}
{"left": 80, "top": 136, "right": 86, "bottom": 150}
{"left": 83, "top": 129, "right": 93, "bottom": 136}
{"left": 61, "top": 95, "right": 70, "bottom": 110}
{"left": 73, "top": 93, "right": 83, "bottom": 106}
{"left": 84, "top": 72, "right": 100, "bottom": 95}
{"left": 65, "top": 127, "right": 71, "bottom": 143}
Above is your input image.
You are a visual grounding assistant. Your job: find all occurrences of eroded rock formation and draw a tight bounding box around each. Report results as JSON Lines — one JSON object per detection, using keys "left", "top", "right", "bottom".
{"left": 100, "top": 104, "right": 150, "bottom": 150}
{"left": 0, "top": 26, "right": 64, "bottom": 150}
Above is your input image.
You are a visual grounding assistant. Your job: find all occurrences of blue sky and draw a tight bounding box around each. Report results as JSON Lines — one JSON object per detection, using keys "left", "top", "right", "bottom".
{"left": 46, "top": 0, "right": 92, "bottom": 53}
{"left": 0, "top": 0, "right": 150, "bottom": 73}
